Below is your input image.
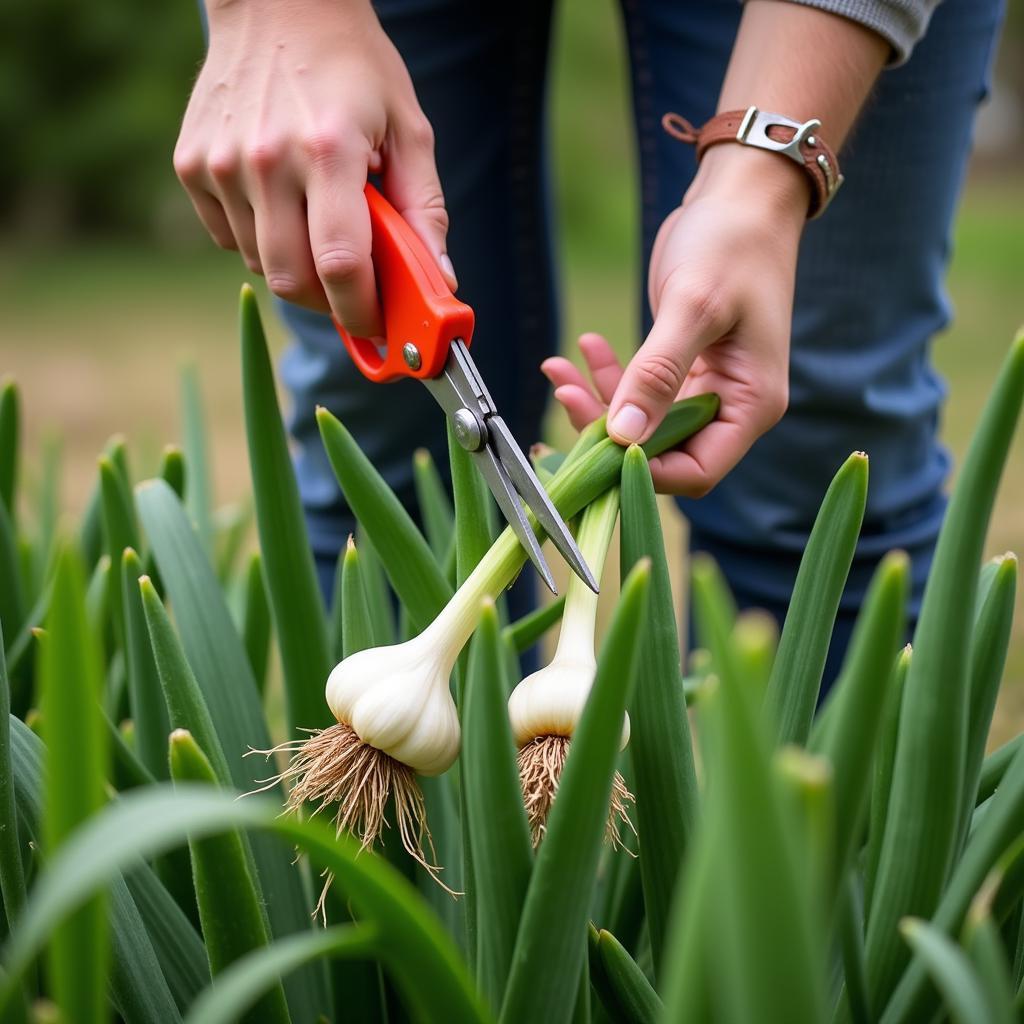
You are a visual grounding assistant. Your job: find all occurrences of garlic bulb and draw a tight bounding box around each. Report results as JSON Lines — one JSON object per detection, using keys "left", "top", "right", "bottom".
{"left": 322, "top": 528, "right": 505, "bottom": 772}
{"left": 325, "top": 632, "right": 461, "bottom": 775}
{"left": 508, "top": 650, "right": 630, "bottom": 750}
{"left": 508, "top": 487, "right": 629, "bottom": 750}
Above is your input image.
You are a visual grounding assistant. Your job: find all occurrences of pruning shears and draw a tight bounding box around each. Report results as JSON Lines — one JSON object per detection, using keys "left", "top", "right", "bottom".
{"left": 334, "top": 184, "right": 598, "bottom": 596}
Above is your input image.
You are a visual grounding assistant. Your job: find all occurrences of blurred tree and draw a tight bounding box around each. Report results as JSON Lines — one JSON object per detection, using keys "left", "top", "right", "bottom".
{"left": 0, "top": 0, "right": 203, "bottom": 237}
{"left": 0, "top": 0, "right": 1018, "bottom": 241}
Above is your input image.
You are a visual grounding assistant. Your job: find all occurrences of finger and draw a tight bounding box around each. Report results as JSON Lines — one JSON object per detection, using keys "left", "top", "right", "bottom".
{"left": 553, "top": 385, "right": 605, "bottom": 431}
{"left": 647, "top": 419, "right": 757, "bottom": 497}
{"left": 541, "top": 356, "right": 596, "bottom": 396}
{"left": 578, "top": 333, "right": 624, "bottom": 405}
{"left": 188, "top": 189, "right": 238, "bottom": 252}
{"left": 205, "top": 151, "right": 262, "bottom": 272}
{"left": 219, "top": 195, "right": 261, "bottom": 273}
{"left": 175, "top": 143, "right": 238, "bottom": 251}
{"left": 607, "top": 290, "right": 733, "bottom": 445}
{"left": 382, "top": 113, "right": 455, "bottom": 289}
{"left": 305, "top": 142, "right": 381, "bottom": 337}
{"left": 252, "top": 172, "right": 329, "bottom": 312}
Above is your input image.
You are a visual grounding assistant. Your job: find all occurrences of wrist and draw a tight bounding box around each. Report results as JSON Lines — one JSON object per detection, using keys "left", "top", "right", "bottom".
{"left": 684, "top": 143, "right": 809, "bottom": 230}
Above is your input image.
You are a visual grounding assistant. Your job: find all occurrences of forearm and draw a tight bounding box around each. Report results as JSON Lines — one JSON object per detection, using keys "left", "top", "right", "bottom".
{"left": 202, "top": 0, "right": 373, "bottom": 19}
{"left": 722, "top": 0, "right": 888, "bottom": 144}
{"left": 689, "top": 0, "right": 888, "bottom": 219}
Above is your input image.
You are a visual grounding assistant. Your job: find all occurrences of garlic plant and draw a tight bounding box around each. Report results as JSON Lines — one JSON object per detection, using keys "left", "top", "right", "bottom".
{"left": 264, "top": 384, "right": 717, "bottom": 889}
{"left": 266, "top": 469, "right": 616, "bottom": 885}
{"left": 262, "top": 535, "right": 494, "bottom": 891}
{"left": 508, "top": 487, "right": 634, "bottom": 845}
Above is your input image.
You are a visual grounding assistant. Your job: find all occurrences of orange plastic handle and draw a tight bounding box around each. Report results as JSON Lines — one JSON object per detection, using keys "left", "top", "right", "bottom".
{"left": 333, "top": 184, "right": 475, "bottom": 383}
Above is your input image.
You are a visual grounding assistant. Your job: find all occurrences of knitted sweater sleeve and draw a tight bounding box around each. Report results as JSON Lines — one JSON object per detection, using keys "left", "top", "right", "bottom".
{"left": 745, "top": 0, "right": 941, "bottom": 64}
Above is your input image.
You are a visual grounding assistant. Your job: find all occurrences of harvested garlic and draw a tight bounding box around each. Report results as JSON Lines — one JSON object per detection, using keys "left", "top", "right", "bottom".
{"left": 507, "top": 630, "right": 630, "bottom": 751}
{"left": 259, "top": 527, "right": 512, "bottom": 910}
{"left": 507, "top": 488, "right": 634, "bottom": 846}
{"left": 325, "top": 606, "right": 465, "bottom": 775}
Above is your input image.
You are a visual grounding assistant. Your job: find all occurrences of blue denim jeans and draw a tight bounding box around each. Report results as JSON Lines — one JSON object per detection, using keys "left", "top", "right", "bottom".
{"left": 280, "top": 0, "right": 1003, "bottom": 682}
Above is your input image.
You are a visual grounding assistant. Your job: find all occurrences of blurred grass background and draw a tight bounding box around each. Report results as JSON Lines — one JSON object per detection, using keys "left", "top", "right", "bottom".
{"left": 1, "top": 1, "right": 1022, "bottom": 738}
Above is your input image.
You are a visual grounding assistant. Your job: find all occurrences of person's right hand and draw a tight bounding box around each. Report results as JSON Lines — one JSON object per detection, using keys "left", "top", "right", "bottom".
{"left": 174, "top": 0, "right": 454, "bottom": 336}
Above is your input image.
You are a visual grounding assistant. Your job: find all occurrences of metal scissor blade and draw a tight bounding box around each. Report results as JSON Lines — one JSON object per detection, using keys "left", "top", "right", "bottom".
{"left": 471, "top": 442, "right": 558, "bottom": 595}
{"left": 420, "top": 339, "right": 586, "bottom": 594}
{"left": 488, "top": 417, "right": 600, "bottom": 594}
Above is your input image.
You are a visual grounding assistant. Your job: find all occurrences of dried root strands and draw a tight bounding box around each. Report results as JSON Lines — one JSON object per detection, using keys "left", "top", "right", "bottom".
{"left": 264, "top": 724, "right": 426, "bottom": 854}
{"left": 517, "top": 734, "right": 635, "bottom": 848}
{"left": 508, "top": 489, "right": 635, "bottom": 847}
{"left": 250, "top": 723, "right": 453, "bottom": 918}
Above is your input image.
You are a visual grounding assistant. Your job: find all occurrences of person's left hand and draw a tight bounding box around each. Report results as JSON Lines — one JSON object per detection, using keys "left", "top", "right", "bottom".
{"left": 542, "top": 147, "right": 806, "bottom": 496}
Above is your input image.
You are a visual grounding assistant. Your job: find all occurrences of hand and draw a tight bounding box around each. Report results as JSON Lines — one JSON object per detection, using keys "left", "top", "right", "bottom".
{"left": 543, "top": 146, "right": 806, "bottom": 496}
{"left": 174, "top": 0, "right": 454, "bottom": 336}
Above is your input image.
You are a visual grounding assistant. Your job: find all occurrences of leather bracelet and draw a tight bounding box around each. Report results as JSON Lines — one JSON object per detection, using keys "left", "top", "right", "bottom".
{"left": 662, "top": 106, "right": 844, "bottom": 219}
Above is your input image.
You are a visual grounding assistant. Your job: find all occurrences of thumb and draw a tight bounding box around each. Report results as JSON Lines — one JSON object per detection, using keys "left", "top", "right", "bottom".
{"left": 383, "top": 115, "right": 457, "bottom": 289}
{"left": 607, "top": 317, "right": 693, "bottom": 446}
{"left": 608, "top": 289, "right": 732, "bottom": 444}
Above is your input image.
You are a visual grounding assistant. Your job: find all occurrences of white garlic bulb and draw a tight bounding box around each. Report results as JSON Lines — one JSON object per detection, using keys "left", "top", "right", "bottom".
{"left": 508, "top": 652, "right": 630, "bottom": 750}
{"left": 326, "top": 634, "right": 461, "bottom": 775}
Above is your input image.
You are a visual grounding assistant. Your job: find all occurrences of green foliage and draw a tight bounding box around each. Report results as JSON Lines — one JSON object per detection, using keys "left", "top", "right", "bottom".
{"left": 168, "top": 729, "right": 290, "bottom": 1023}
{"left": 619, "top": 445, "right": 698, "bottom": 972}
{"left": 414, "top": 446, "right": 456, "bottom": 562}
{"left": 1, "top": 299, "right": 1022, "bottom": 1024}
{"left": 449, "top": 420, "right": 496, "bottom": 587}
{"left": 40, "top": 547, "right": 109, "bottom": 1022}
{"left": 0, "top": 379, "right": 19, "bottom": 518}
{"left": 463, "top": 602, "right": 532, "bottom": 1010}
{"left": 763, "top": 450, "right": 868, "bottom": 746}
{"left": 240, "top": 552, "right": 272, "bottom": 696}
{"left": 241, "top": 285, "right": 332, "bottom": 733}
{"left": 588, "top": 925, "right": 662, "bottom": 1024}
{"left": 183, "top": 924, "right": 377, "bottom": 1024}
{"left": 0, "top": 2, "right": 203, "bottom": 234}
{"left": 866, "top": 334, "right": 1024, "bottom": 1012}
{"left": 810, "top": 550, "right": 909, "bottom": 892}
{"left": 900, "top": 918, "right": 1000, "bottom": 1024}
{"left": 0, "top": 628, "right": 26, "bottom": 934}
{"left": 692, "top": 556, "right": 827, "bottom": 1023}
{"left": 180, "top": 364, "right": 215, "bottom": 558}
{"left": 11, "top": 713, "right": 199, "bottom": 1021}
{"left": 318, "top": 407, "right": 454, "bottom": 631}
{"left": 121, "top": 548, "right": 170, "bottom": 780}
{"left": 159, "top": 445, "right": 186, "bottom": 501}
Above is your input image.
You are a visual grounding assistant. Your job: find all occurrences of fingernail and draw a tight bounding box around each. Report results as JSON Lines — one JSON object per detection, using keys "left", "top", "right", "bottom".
{"left": 440, "top": 253, "right": 457, "bottom": 285}
{"left": 609, "top": 404, "right": 648, "bottom": 442}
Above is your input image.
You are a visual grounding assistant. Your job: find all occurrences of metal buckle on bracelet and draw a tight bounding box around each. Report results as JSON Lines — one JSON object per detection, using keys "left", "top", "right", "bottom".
{"left": 736, "top": 105, "right": 845, "bottom": 214}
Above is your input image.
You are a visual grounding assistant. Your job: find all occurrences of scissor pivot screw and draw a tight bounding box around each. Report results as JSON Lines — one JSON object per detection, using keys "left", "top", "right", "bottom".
{"left": 452, "top": 408, "right": 485, "bottom": 451}
{"left": 402, "top": 343, "right": 422, "bottom": 370}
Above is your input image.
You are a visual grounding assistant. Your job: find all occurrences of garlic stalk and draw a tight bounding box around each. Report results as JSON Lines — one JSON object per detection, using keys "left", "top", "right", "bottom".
{"left": 506, "top": 488, "right": 635, "bottom": 846}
